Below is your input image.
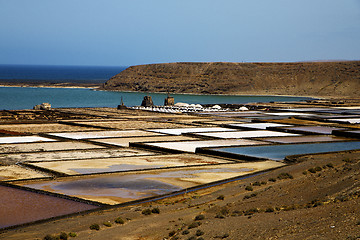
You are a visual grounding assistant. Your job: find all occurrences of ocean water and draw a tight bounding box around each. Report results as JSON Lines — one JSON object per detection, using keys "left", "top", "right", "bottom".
{"left": 0, "top": 65, "right": 312, "bottom": 110}
{"left": 0, "top": 64, "right": 127, "bottom": 83}
{"left": 0, "top": 87, "right": 311, "bottom": 110}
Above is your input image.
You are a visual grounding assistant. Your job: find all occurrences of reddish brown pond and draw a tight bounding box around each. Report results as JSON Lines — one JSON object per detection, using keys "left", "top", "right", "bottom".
{"left": 0, "top": 185, "right": 99, "bottom": 229}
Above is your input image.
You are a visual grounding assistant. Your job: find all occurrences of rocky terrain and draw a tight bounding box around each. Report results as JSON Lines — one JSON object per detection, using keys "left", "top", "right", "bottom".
{"left": 101, "top": 61, "right": 360, "bottom": 97}
{"left": 2, "top": 150, "right": 359, "bottom": 240}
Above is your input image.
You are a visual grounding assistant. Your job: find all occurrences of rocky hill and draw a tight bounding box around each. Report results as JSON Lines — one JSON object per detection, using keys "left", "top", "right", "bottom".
{"left": 101, "top": 61, "right": 360, "bottom": 97}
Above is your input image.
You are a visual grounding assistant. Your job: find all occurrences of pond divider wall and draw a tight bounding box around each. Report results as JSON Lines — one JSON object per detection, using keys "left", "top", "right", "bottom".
{"left": 0, "top": 181, "right": 107, "bottom": 207}
{"left": 333, "top": 130, "right": 360, "bottom": 139}
{"left": 181, "top": 132, "right": 219, "bottom": 139}
{"left": 58, "top": 120, "right": 117, "bottom": 130}
{"left": 129, "top": 142, "right": 187, "bottom": 154}
{"left": 195, "top": 147, "right": 271, "bottom": 162}
{"left": 38, "top": 133, "right": 121, "bottom": 149}
{"left": 19, "top": 162, "right": 68, "bottom": 177}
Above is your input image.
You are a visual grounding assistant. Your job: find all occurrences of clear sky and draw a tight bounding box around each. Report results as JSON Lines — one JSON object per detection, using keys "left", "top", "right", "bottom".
{"left": 0, "top": 0, "right": 359, "bottom": 66}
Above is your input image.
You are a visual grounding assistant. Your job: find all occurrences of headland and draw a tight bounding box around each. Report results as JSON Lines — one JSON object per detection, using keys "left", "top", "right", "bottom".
{"left": 101, "top": 61, "right": 360, "bottom": 98}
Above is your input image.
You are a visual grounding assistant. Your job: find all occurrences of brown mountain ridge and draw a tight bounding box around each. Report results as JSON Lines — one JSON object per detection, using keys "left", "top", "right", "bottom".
{"left": 101, "top": 61, "right": 360, "bottom": 98}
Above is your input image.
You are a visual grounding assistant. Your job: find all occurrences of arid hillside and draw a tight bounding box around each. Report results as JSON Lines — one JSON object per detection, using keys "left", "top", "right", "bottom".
{"left": 101, "top": 61, "right": 360, "bottom": 97}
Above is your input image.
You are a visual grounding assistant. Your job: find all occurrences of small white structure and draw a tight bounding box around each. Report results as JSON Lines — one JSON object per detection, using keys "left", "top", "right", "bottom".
{"left": 33, "top": 103, "right": 51, "bottom": 110}
{"left": 239, "top": 106, "right": 249, "bottom": 111}
{"left": 175, "top": 102, "right": 190, "bottom": 107}
{"left": 211, "top": 105, "right": 221, "bottom": 109}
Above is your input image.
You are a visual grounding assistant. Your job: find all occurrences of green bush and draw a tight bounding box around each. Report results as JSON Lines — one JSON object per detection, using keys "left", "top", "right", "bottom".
{"left": 169, "top": 230, "right": 176, "bottom": 237}
{"left": 142, "top": 209, "right": 152, "bottom": 215}
{"left": 59, "top": 232, "right": 68, "bottom": 240}
{"left": 243, "top": 195, "right": 251, "bottom": 200}
{"left": 265, "top": 207, "right": 274, "bottom": 213}
{"left": 244, "top": 208, "right": 259, "bottom": 216}
{"left": 196, "top": 229, "right": 204, "bottom": 236}
{"left": 182, "top": 230, "right": 190, "bottom": 235}
{"left": 43, "top": 235, "right": 58, "bottom": 240}
{"left": 151, "top": 207, "right": 160, "bottom": 214}
{"left": 252, "top": 181, "right": 261, "bottom": 186}
{"left": 89, "top": 223, "right": 100, "bottom": 231}
{"left": 217, "top": 195, "right": 225, "bottom": 200}
{"left": 245, "top": 186, "right": 253, "bottom": 191}
{"left": 314, "top": 166, "right": 322, "bottom": 172}
{"left": 268, "top": 178, "right": 276, "bottom": 182}
{"left": 195, "top": 214, "right": 205, "bottom": 221}
{"left": 115, "top": 217, "right": 125, "bottom": 224}
{"left": 277, "top": 172, "right": 293, "bottom": 180}
{"left": 308, "top": 168, "right": 316, "bottom": 173}
{"left": 68, "top": 232, "right": 77, "bottom": 238}
{"left": 103, "top": 222, "right": 112, "bottom": 227}
{"left": 215, "top": 214, "right": 225, "bottom": 219}
{"left": 326, "top": 163, "right": 334, "bottom": 168}
{"left": 231, "top": 210, "right": 242, "bottom": 216}
{"left": 220, "top": 208, "right": 229, "bottom": 216}
{"left": 188, "top": 221, "right": 201, "bottom": 229}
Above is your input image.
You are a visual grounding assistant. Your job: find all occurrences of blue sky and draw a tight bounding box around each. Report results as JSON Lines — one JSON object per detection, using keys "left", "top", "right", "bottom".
{"left": 0, "top": 0, "right": 359, "bottom": 66}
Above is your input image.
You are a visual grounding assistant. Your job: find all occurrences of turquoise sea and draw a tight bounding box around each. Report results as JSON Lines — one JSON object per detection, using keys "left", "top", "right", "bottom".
{"left": 0, "top": 65, "right": 312, "bottom": 110}
{"left": 0, "top": 87, "right": 311, "bottom": 110}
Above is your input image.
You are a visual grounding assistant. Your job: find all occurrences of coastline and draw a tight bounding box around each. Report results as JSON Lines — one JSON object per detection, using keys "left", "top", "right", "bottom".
{"left": 98, "top": 88, "right": 321, "bottom": 99}
{"left": 2, "top": 82, "right": 347, "bottom": 100}
{"left": 0, "top": 82, "right": 318, "bottom": 98}
{"left": 0, "top": 84, "right": 325, "bottom": 99}
{"left": 0, "top": 83, "right": 98, "bottom": 89}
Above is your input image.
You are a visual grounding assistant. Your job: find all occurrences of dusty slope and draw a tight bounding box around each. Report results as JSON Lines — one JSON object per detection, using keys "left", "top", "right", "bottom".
{"left": 101, "top": 61, "right": 360, "bottom": 97}
{"left": 2, "top": 151, "right": 359, "bottom": 240}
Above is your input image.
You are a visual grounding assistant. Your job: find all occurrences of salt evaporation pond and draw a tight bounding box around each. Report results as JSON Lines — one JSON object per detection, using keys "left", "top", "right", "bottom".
{"left": 206, "top": 141, "right": 360, "bottom": 161}
{"left": 281, "top": 126, "right": 347, "bottom": 135}
{"left": 331, "top": 118, "right": 360, "bottom": 124}
{"left": 0, "top": 185, "right": 99, "bottom": 229}
{"left": 259, "top": 135, "right": 352, "bottom": 144}
{"left": 0, "top": 141, "right": 104, "bottom": 154}
{"left": 91, "top": 135, "right": 197, "bottom": 147}
{"left": 28, "top": 154, "right": 231, "bottom": 175}
{"left": 0, "top": 123, "right": 98, "bottom": 134}
{"left": 0, "top": 148, "right": 155, "bottom": 163}
{"left": 147, "top": 127, "right": 236, "bottom": 136}
{"left": 225, "top": 122, "right": 292, "bottom": 130}
{"left": 22, "top": 161, "right": 283, "bottom": 205}
{"left": 47, "top": 130, "right": 162, "bottom": 140}
{"left": 0, "top": 136, "right": 56, "bottom": 144}
{"left": 191, "top": 130, "right": 300, "bottom": 139}
{"left": 142, "top": 139, "right": 267, "bottom": 153}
